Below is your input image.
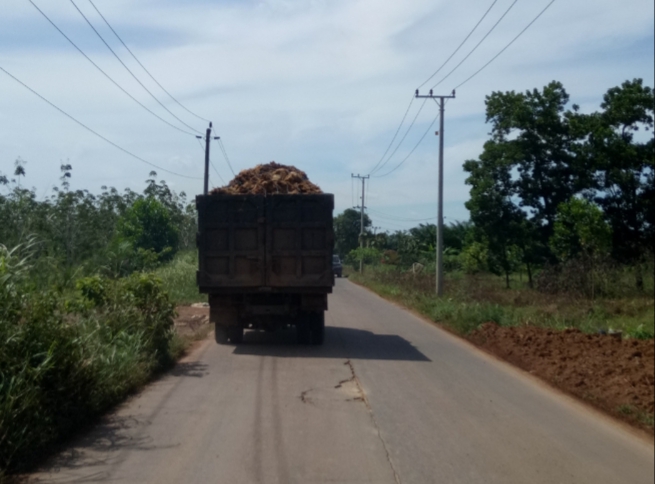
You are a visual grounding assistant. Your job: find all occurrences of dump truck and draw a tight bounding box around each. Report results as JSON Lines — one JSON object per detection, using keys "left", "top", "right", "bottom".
{"left": 196, "top": 193, "right": 334, "bottom": 345}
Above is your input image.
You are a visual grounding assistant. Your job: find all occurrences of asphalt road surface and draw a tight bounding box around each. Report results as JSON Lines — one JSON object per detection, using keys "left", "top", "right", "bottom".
{"left": 29, "top": 279, "right": 654, "bottom": 484}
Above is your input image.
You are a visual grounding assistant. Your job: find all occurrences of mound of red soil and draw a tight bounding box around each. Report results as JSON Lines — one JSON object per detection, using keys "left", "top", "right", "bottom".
{"left": 469, "top": 324, "right": 654, "bottom": 431}
{"left": 211, "top": 162, "right": 322, "bottom": 195}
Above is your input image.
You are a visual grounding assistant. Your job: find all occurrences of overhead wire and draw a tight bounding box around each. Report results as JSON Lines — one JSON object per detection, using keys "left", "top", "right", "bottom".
{"left": 373, "top": 108, "right": 441, "bottom": 178}
{"left": 0, "top": 65, "right": 202, "bottom": 180}
{"left": 85, "top": 0, "right": 211, "bottom": 124}
{"left": 370, "top": 97, "right": 428, "bottom": 175}
{"left": 454, "top": 0, "right": 556, "bottom": 90}
{"left": 69, "top": 0, "right": 202, "bottom": 134}
{"left": 430, "top": 0, "right": 519, "bottom": 90}
{"left": 369, "top": 0, "right": 501, "bottom": 177}
{"left": 417, "top": 0, "right": 499, "bottom": 90}
{"left": 27, "top": 0, "right": 197, "bottom": 137}
{"left": 216, "top": 138, "right": 236, "bottom": 176}
{"left": 367, "top": 94, "right": 415, "bottom": 175}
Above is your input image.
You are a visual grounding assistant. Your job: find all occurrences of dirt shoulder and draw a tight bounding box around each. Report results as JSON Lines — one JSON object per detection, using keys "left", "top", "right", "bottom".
{"left": 173, "top": 304, "right": 212, "bottom": 352}
{"left": 469, "top": 323, "right": 654, "bottom": 433}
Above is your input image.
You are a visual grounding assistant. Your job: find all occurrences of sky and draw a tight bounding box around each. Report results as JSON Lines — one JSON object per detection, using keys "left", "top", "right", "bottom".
{"left": 1, "top": 0, "right": 653, "bottom": 232}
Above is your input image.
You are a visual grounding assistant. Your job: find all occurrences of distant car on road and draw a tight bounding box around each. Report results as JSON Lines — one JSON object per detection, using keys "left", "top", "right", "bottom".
{"left": 332, "top": 255, "right": 343, "bottom": 278}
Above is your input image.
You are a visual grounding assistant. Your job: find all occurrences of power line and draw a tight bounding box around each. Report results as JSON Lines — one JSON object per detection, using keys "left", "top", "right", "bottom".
{"left": 370, "top": 98, "right": 428, "bottom": 175}
{"left": 69, "top": 0, "right": 202, "bottom": 134}
{"left": 417, "top": 0, "right": 499, "bottom": 89}
{"left": 28, "top": 0, "right": 197, "bottom": 137}
{"left": 0, "top": 65, "right": 202, "bottom": 180}
{"left": 373, "top": 108, "right": 441, "bottom": 178}
{"left": 85, "top": 0, "right": 211, "bottom": 124}
{"left": 374, "top": 0, "right": 501, "bottom": 178}
{"left": 216, "top": 138, "right": 236, "bottom": 177}
{"left": 454, "top": 0, "right": 556, "bottom": 90}
{"left": 430, "top": 0, "right": 519, "bottom": 90}
{"left": 368, "top": 95, "right": 415, "bottom": 175}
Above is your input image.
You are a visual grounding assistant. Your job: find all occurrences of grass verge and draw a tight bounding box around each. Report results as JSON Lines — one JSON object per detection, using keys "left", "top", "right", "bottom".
{"left": 349, "top": 268, "right": 654, "bottom": 338}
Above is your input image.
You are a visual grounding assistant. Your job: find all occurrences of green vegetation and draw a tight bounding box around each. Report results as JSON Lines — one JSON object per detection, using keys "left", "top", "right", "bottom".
{"left": 0, "top": 244, "right": 176, "bottom": 474}
{"left": 350, "top": 268, "right": 654, "bottom": 339}
{"left": 153, "top": 251, "right": 206, "bottom": 306}
{"left": 342, "top": 79, "right": 653, "bottom": 334}
{"left": 0, "top": 165, "right": 202, "bottom": 476}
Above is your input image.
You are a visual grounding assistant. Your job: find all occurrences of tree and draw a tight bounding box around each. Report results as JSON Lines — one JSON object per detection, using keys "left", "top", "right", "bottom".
{"left": 333, "top": 208, "right": 371, "bottom": 258}
{"left": 116, "top": 198, "right": 179, "bottom": 262}
{"left": 550, "top": 198, "right": 611, "bottom": 261}
{"left": 481, "top": 81, "right": 592, "bottom": 239}
{"left": 585, "top": 79, "right": 654, "bottom": 277}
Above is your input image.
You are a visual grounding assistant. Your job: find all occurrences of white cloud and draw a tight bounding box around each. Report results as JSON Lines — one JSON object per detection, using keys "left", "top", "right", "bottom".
{"left": 1, "top": 0, "right": 653, "bottom": 232}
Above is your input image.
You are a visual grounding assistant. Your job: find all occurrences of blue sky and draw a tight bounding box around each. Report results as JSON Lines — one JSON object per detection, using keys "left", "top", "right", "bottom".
{"left": 1, "top": 0, "right": 653, "bottom": 232}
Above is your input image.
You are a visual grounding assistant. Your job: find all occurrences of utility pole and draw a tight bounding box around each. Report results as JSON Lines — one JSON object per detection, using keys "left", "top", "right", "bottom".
{"left": 415, "top": 89, "right": 456, "bottom": 296}
{"left": 351, "top": 173, "right": 369, "bottom": 273}
{"left": 197, "top": 122, "right": 219, "bottom": 195}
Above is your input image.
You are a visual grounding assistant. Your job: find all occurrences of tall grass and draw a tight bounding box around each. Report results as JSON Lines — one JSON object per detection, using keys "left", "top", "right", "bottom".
{"left": 153, "top": 250, "right": 206, "bottom": 305}
{"left": 0, "top": 244, "right": 177, "bottom": 475}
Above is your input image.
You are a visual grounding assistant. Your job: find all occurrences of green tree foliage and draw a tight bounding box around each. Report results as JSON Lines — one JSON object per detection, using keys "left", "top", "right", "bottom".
{"left": 345, "top": 247, "right": 383, "bottom": 269}
{"left": 0, "top": 165, "right": 196, "bottom": 283}
{"left": 550, "top": 198, "right": 611, "bottom": 260}
{"left": 463, "top": 78, "right": 653, "bottom": 288}
{"left": 333, "top": 208, "right": 371, "bottom": 258}
{"left": 584, "top": 79, "right": 654, "bottom": 265}
{"left": 116, "top": 198, "right": 180, "bottom": 262}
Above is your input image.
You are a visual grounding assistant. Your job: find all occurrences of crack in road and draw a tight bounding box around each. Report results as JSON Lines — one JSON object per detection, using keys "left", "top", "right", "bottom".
{"left": 299, "top": 389, "right": 314, "bottom": 405}
{"left": 342, "top": 359, "right": 403, "bottom": 484}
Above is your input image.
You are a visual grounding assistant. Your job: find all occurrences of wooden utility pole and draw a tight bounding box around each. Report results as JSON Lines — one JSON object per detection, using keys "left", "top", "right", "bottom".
{"left": 415, "top": 89, "right": 455, "bottom": 296}
{"left": 351, "top": 173, "right": 369, "bottom": 273}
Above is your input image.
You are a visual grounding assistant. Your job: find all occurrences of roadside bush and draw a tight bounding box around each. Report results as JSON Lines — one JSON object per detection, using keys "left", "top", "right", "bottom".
{"left": 116, "top": 197, "right": 179, "bottom": 263}
{"left": 0, "top": 266, "right": 175, "bottom": 474}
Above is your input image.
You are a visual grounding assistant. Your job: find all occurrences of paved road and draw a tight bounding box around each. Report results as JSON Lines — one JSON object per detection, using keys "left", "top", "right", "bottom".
{"left": 30, "top": 279, "right": 654, "bottom": 484}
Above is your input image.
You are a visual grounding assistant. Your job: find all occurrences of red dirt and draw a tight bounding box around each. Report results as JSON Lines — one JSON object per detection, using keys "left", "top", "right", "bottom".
{"left": 469, "top": 323, "right": 655, "bottom": 432}
{"left": 211, "top": 162, "right": 322, "bottom": 195}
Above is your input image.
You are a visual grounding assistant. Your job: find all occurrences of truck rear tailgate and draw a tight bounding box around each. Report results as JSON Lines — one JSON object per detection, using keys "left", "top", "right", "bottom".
{"left": 197, "top": 194, "right": 334, "bottom": 292}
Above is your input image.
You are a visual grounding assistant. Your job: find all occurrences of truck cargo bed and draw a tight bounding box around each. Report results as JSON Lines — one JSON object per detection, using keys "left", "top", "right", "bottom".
{"left": 196, "top": 194, "right": 334, "bottom": 293}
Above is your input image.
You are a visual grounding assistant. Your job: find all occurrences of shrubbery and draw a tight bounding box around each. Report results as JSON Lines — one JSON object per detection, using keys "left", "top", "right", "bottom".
{"left": 0, "top": 244, "right": 175, "bottom": 474}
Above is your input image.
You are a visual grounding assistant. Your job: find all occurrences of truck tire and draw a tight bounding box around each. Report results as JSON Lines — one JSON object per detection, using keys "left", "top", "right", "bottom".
{"left": 228, "top": 326, "right": 244, "bottom": 344}
{"left": 297, "top": 320, "right": 312, "bottom": 345}
{"left": 215, "top": 324, "right": 228, "bottom": 344}
{"left": 310, "top": 312, "right": 325, "bottom": 345}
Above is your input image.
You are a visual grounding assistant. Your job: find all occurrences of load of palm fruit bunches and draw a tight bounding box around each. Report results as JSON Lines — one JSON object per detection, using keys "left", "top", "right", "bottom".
{"left": 210, "top": 161, "right": 322, "bottom": 195}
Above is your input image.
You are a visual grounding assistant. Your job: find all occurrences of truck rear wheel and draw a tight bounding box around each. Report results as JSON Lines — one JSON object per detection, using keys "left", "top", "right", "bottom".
{"left": 215, "top": 324, "right": 228, "bottom": 344}
{"left": 310, "top": 312, "right": 325, "bottom": 345}
{"left": 228, "top": 326, "right": 244, "bottom": 344}
{"left": 297, "top": 319, "right": 312, "bottom": 345}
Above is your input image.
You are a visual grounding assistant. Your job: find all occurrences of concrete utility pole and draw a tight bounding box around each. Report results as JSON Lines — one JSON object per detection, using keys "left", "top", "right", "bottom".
{"left": 415, "top": 89, "right": 456, "bottom": 296}
{"left": 197, "top": 122, "right": 219, "bottom": 195}
{"left": 351, "top": 173, "right": 369, "bottom": 273}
